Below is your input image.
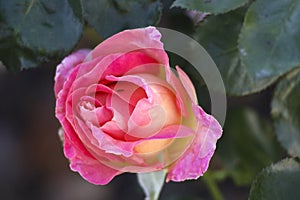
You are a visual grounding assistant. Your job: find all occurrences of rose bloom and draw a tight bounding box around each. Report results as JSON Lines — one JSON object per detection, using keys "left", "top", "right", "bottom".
{"left": 54, "top": 26, "right": 222, "bottom": 185}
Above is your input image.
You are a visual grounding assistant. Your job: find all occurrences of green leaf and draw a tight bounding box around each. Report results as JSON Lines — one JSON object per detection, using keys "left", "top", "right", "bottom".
{"left": 193, "top": 8, "right": 275, "bottom": 95}
{"left": 249, "top": 158, "right": 300, "bottom": 200}
{"left": 172, "top": 0, "right": 248, "bottom": 14}
{"left": 216, "top": 108, "right": 281, "bottom": 185}
{"left": 271, "top": 67, "right": 300, "bottom": 157}
{"left": 81, "top": 0, "right": 162, "bottom": 38}
{"left": 239, "top": 0, "right": 300, "bottom": 84}
{"left": 137, "top": 170, "right": 166, "bottom": 200}
{"left": 0, "top": 0, "right": 83, "bottom": 71}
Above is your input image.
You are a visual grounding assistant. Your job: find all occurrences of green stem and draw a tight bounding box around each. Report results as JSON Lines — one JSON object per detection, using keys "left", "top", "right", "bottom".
{"left": 203, "top": 171, "right": 225, "bottom": 200}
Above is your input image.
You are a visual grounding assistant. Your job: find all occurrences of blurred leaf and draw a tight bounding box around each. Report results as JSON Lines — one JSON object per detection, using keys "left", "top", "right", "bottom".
{"left": 239, "top": 0, "right": 300, "bottom": 85}
{"left": 271, "top": 67, "right": 300, "bottom": 157}
{"left": 193, "top": 8, "right": 275, "bottom": 95}
{"left": 82, "top": 0, "right": 162, "bottom": 38}
{"left": 137, "top": 170, "right": 166, "bottom": 200}
{"left": 0, "top": 0, "right": 83, "bottom": 71}
{"left": 249, "top": 158, "right": 300, "bottom": 200}
{"left": 172, "top": 0, "right": 248, "bottom": 14}
{"left": 216, "top": 108, "right": 281, "bottom": 185}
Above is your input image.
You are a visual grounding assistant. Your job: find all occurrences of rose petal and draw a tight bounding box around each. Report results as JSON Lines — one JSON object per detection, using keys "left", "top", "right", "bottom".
{"left": 101, "top": 120, "right": 127, "bottom": 140}
{"left": 89, "top": 26, "right": 169, "bottom": 68}
{"left": 148, "top": 125, "right": 195, "bottom": 139}
{"left": 54, "top": 49, "right": 90, "bottom": 96}
{"left": 72, "top": 115, "right": 143, "bottom": 173}
{"left": 89, "top": 123, "right": 138, "bottom": 157}
{"left": 176, "top": 66, "right": 197, "bottom": 104}
{"left": 72, "top": 52, "right": 162, "bottom": 100}
{"left": 100, "top": 51, "right": 161, "bottom": 79}
{"left": 165, "top": 67, "right": 198, "bottom": 130}
{"left": 166, "top": 105, "right": 222, "bottom": 182}
{"left": 64, "top": 131, "right": 121, "bottom": 185}
{"left": 71, "top": 55, "right": 110, "bottom": 90}
{"left": 89, "top": 122, "right": 196, "bottom": 158}
{"left": 165, "top": 67, "right": 189, "bottom": 117}
{"left": 107, "top": 73, "right": 181, "bottom": 139}
{"left": 79, "top": 105, "right": 113, "bottom": 126}
{"left": 56, "top": 64, "right": 121, "bottom": 185}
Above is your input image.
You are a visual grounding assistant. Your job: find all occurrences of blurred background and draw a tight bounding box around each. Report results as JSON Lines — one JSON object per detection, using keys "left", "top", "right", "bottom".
{"left": 0, "top": 0, "right": 287, "bottom": 199}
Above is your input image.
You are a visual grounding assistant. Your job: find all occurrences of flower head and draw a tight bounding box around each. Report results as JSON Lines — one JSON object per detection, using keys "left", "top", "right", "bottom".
{"left": 54, "top": 26, "right": 222, "bottom": 185}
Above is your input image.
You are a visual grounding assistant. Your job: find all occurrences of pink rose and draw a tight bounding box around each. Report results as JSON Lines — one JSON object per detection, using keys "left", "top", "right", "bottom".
{"left": 54, "top": 26, "right": 222, "bottom": 185}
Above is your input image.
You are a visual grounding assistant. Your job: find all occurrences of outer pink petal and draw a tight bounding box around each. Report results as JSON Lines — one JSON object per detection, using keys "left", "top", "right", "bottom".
{"left": 165, "top": 67, "right": 190, "bottom": 117}
{"left": 88, "top": 26, "right": 169, "bottom": 68}
{"left": 54, "top": 49, "right": 91, "bottom": 97}
{"left": 176, "top": 66, "right": 197, "bottom": 104}
{"left": 64, "top": 130, "right": 121, "bottom": 185}
{"left": 166, "top": 105, "right": 222, "bottom": 182}
{"left": 58, "top": 101, "right": 120, "bottom": 185}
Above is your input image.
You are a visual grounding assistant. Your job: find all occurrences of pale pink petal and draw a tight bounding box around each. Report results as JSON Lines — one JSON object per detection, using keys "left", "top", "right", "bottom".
{"left": 71, "top": 55, "right": 109, "bottom": 90}
{"left": 89, "top": 123, "right": 138, "bottom": 157}
{"left": 106, "top": 80, "right": 147, "bottom": 127}
{"left": 147, "top": 124, "right": 194, "bottom": 139}
{"left": 79, "top": 105, "right": 113, "bottom": 126}
{"left": 65, "top": 87, "right": 86, "bottom": 126}
{"left": 166, "top": 67, "right": 199, "bottom": 129}
{"left": 54, "top": 49, "right": 91, "bottom": 96}
{"left": 128, "top": 100, "right": 167, "bottom": 138}
{"left": 176, "top": 66, "right": 197, "bottom": 104}
{"left": 101, "top": 120, "right": 127, "bottom": 140}
{"left": 166, "top": 105, "right": 222, "bottom": 182}
{"left": 165, "top": 67, "right": 190, "bottom": 117}
{"left": 107, "top": 91, "right": 132, "bottom": 132}
{"left": 193, "top": 105, "right": 222, "bottom": 158}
